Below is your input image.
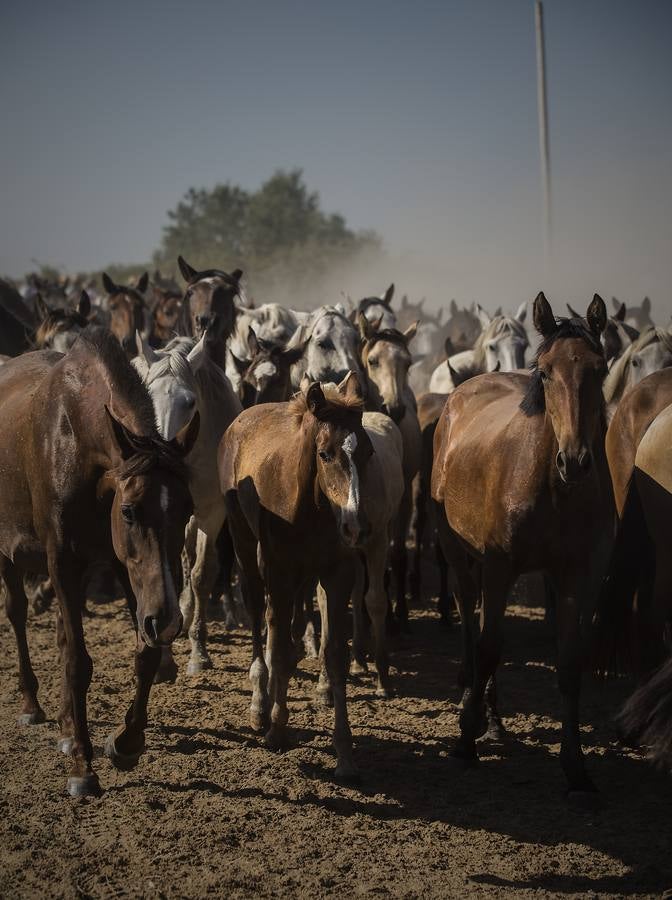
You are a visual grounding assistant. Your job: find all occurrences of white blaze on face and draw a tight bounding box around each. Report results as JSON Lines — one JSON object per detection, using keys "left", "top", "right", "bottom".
{"left": 341, "top": 431, "right": 360, "bottom": 537}
{"left": 253, "top": 359, "right": 277, "bottom": 382}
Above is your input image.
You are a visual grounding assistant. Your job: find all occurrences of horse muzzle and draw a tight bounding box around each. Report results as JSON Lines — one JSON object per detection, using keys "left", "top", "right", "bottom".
{"left": 140, "top": 611, "right": 183, "bottom": 647}
{"left": 556, "top": 448, "right": 592, "bottom": 485}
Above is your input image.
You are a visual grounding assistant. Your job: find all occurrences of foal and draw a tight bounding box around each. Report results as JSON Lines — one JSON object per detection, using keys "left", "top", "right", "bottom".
{"left": 102, "top": 271, "right": 148, "bottom": 356}
{"left": 219, "top": 375, "right": 374, "bottom": 778}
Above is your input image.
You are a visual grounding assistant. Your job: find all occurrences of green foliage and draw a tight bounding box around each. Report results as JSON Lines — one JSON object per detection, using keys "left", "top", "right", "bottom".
{"left": 153, "top": 169, "right": 381, "bottom": 301}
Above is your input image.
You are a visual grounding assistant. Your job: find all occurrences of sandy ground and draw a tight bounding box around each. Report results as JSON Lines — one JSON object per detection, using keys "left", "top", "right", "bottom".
{"left": 1, "top": 583, "right": 671, "bottom": 899}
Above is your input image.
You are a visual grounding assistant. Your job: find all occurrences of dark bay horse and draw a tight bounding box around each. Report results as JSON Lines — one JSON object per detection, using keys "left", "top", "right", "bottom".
{"left": 0, "top": 329, "right": 197, "bottom": 796}
{"left": 35, "top": 290, "right": 91, "bottom": 352}
{"left": 177, "top": 255, "right": 244, "bottom": 345}
{"left": 219, "top": 375, "right": 374, "bottom": 779}
{"left": 432, "top": 293, "right": 612, "bottom": 797}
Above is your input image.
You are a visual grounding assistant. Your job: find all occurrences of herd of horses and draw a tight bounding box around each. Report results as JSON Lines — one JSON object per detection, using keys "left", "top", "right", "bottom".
{"left": 0, "top": 263, "right": 671, "bottom": 801}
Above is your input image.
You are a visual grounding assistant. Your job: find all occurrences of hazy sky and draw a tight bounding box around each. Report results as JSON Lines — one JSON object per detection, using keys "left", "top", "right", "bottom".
{"left": 1, "top": 0, "right": 671, "bottom": 313}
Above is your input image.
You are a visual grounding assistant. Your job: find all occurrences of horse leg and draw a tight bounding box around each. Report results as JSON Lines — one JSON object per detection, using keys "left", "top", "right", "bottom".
{"left": 186, "top": 528, "right": 218, "bottom": 674}
{"left": 555, "top": 580, "right": 596, "bottom": 795}
{"left": 302, "top": 582, "right": 320, "bottom": 660}
{"left": 453, "top": 563, "right": 509, "bottom": 763}
{"left": 409, "top": 473, "right": 425, "bottom": 607}
{"left": 214, "top": 523, "right": 238, "bottom": 630}
{"left": 364, "top": 537, "right": 392, "bottom": 698}
{"left": 49, "top": 550, "right": 100, "bottom": 797}
{"left": 350, "top": 558, "right": 369, "bottom": 676}
{"left": 291, "top": 581, "right": 307, "bottom": 664}
{"left": 178, "top": 516, "right": 198, "bottom": 635}
{"left": 316, "top": 583, "right": 333, "bottom": 707}
{"left": 393, "top": 488, "right": 412, "bottom": 631}
{"left": 436, "top": 541, "right": 453, "bottom": 629}
{"left": 264, "top": 563, "right": 299, "bottom": 751}
{"left": 1, "top": 558, "right": 45, "bottom": 725}
{"left": 319, "top": 563, "right": 358, "bottom": 780}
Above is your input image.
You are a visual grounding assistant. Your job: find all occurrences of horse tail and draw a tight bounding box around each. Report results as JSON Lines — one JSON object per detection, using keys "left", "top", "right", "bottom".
{"left": 593, "top": 472, "right": 654, "bottom": 675}
{"left": 617, "top": 655, "right": 672, "bottom": 767}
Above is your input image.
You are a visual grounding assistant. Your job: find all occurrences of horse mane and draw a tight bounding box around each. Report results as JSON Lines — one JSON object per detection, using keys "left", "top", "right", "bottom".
{"left": 288, "top": 384, "right": 365, "bottom": 424}
{"left": 364, "top": 327, "right": 411, "bottom": 351}
{"left": 35, "top": 307, "right": 88, "bottom": 347}
{"left": 520, "top": 318, "right": 604, "bottom": 417}
{"left": 73, "top": 328, "right": 188, "bottom": 480}
{"left": 604, "top": 327, "right": 672, "bottom": 405}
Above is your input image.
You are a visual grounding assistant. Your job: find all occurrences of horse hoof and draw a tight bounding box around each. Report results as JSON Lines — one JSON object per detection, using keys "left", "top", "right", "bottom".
{"left": 153, "top": 665, "right": 178, "bottom": 684}
{"left": 104, "top": 732, "right": 144, "bottom": 771}
{"left": 483, "top": 722, "right": 506, "bottom": 742}
{"left": 249, "top": 707, "right": 269, "bottom": 733}
{"left": 446, "top": 750, "right": 478, "bottom": 771}
{"left": 58, "top": 737, "right": 74, "bottom": 755}
{"left": 264, "top": 727, "right": 291, "bottom": 752}
{"left": 350, "top": 659, "right": 368, "bottom": 676}
{"left": 66, "top": 773, "right": 102, "bottom": 798}
{"left": 334, "top": 763, "right": 361, "bottom": 784}
{"left": 566, "top": 786, "right": 601, "bottom": 811}
{"left": 186, "top": 657, "right": 213, "bottom": 676}
{"left": 18, "top": 710, "right": 46, "bottom": 726}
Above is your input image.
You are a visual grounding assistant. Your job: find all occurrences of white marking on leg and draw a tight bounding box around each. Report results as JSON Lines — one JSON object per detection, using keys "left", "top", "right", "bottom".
{"left": 342, "top": 432, "right": 360, "bottom": 537}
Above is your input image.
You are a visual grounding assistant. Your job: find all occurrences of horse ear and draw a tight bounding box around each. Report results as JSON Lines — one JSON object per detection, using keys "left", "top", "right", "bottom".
{"left": 186, "top": 334, "right": 207, "bottom": 373}
{"left": 586, "top": 294, "right": 607, "bottom": 337}
{"left": 338, "top": 370, "right": 364, "bottom": 402}
{"left": 306, "top": 381, "right": 327, "bottom": 416}
{"left": 382, "top": 283, "right": 394, "bottom": 307}
{"left": 104, "top": 405, "right": 137, "bottom": 460}
{"left": 137, "top": 272, "right": 149, "bottom": 294}
{"left": 566, "top": 302, "right": 580, "bottom": 318}
{"left": 35, "top": 292, "right": 49, "bottom": 322}
{"left": 357, "top": 311, "right": 373, "bottom": 341}
{"left": 178, "top": 256, "right": 198, "bottom": 283}
{"left": 282, "top": 326, "right": 309, "bottom": 366}
{"left": 642, "top": 296, "right": 651, "bottom": 314}
{"left": 476, "top": 303, "right": 491, "bottom": 330}
{"left": 248, "top": 327, "right": 260, "bottom": 358}
{"left": 403, "top": 321, "right": 419, "bottom": 344}
{"left": 171, "top": 410, "right": 200, "bottom": 457}
{"left": 134, "top": 330, "right": 159, "bottom": 368}
{"left": 448, "top": 360, "right": 466, "bottom": 388}
{"left": 401, "top": 294, "right": 408, "bottom": 309}
{"left": 444, "top": 336, "right": 455, "bottom": 358}
{"left": 614, "top": 301, "right": 626, "bottom": 322}
{"left": 532, "top": 292, "right": 557, "bottom": 338}
{"left": 102, "top": 272, "right": 116, "bottom": 295}
{"left": 515, "top": 301, "right": 527, "bottom": 323}
{"left": 229, "top": 352, "right": 249, "bottom": 376}
{"left": 230, "top": 268, "right": 243, "bottom": 283}
{"left": 611, "top": 297, "right": 621, "bottom": 312}
{"left": 78, "top": 290, "right": 91, "bottom": 319}
{"left": 450, "top": 299, "right": 458, "bottom": 316}
{"left": 493, "top": 306, "right": 502, "bottom": 317}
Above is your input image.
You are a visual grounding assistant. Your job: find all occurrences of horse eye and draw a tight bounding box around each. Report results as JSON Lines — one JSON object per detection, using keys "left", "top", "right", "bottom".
{"left": 121, "top": 504, "right": 136, "bottom": 524}
{"left": 318, "top": 339, "right": 333, "bottom": 351}
{"left": 631, "top": 357, "right": 640, "bottom": 367}
{"left": 318, "top": 450, "right": 332, "bottom": 462}
{"left": 539, "top": 370, "right": 549, "bottom": 382}
{"left": 368, "top": 358, "right": 379, "bottom": 368}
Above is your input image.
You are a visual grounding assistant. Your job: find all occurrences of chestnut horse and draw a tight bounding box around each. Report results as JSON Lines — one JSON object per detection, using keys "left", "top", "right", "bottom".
{"left": 359, "top": 317, "right": 422, "bottom": 628}
{"left": 432, "top": 293, "right": 612, "bottom": 797}
{"left": 219, "top": 375, "right": 374, "bottom": 779}
{"left": 102, "top": 271, "right": 148, "bottom": 356}
{"left": 0, "top": 329, "right": 197, "bottom": 796}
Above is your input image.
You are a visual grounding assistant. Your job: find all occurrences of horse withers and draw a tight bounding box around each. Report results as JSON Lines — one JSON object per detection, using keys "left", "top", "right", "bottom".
{"left": 432, "top": 293, "right": 612, "bottom": 798}
{"left": 0, "top": 329, "right": 197, "bottom": 796}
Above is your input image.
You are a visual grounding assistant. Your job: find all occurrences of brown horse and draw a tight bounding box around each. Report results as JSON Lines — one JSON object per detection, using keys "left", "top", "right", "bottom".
{"left": 236, "top": 328, "right": 308, "bottom": 407}
{"left": 177, "top": 255, "right": 244, "bottom": 347}
{"left": 35, "top": 290, "right": 91, "bottom": 352}
{"left": 432, "top": 293, "right": 612, "bottom": 796}
{"left": 102, "top": 271, "right": 148, "bottom": 355}
{"left": 148, "top": 285, "right": 183, "bottom": 348}
{"left": 219, "top": 375, "right": 374, "bottom": 779}
{"left": 0, "top": 329, "right": 198, "bottom": 796}
{"left": 359, "top": 316, "right": 422, "bottom": 628}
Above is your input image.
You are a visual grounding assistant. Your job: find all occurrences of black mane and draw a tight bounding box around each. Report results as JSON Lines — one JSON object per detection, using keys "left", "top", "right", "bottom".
{"left": 519, "top": 318, "right": 604, "bottom": 417}
{"left": 365, "top": 328, "right": 411, "bottom": 349}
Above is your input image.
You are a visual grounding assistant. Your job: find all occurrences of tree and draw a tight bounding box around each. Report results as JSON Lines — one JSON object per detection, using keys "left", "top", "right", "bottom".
{"left": 153, "top": 169, "right": 380, "bottom": 303}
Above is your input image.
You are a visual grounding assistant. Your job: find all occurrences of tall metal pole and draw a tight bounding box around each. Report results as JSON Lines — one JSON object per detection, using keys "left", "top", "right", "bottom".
{"left": 535, "top": 0, "right": 551, "bottom": 265}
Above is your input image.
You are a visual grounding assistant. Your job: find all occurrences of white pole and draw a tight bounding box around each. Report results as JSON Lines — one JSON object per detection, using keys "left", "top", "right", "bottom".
{"left": 535, "top": 0, "right": 552, "bottom": 265}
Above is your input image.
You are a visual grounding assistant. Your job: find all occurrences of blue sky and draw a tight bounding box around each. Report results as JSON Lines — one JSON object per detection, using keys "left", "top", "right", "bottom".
{"left": 1, "top": 0, "right": 670, "bottom": 312}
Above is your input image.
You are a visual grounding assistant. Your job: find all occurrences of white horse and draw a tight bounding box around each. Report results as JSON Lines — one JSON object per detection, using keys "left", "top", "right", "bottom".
{"left": 226, "top": 302, "right": 300, "bottom": 394}
{"left": 291, "top": 306, "right": 367, "bottom": 389}
{"left": 133, "top": 327, "right": 242, "bottom": 678}
{"left": 429, "top": 303, "right": 528, "bottom": 393}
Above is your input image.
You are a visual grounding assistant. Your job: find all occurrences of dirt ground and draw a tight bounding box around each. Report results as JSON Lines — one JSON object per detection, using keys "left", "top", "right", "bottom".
{"left": 1, "top": 582, "right": 671, "bottom": 899}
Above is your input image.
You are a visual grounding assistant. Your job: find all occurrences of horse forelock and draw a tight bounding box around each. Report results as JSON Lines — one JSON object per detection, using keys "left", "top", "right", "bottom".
{"left": 364, "top": 328, "right": 411, "bottom": 351}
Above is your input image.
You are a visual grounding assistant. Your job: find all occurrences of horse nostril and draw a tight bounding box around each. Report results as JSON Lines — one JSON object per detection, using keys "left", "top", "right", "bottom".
{"left": 143, "top": 616, "right": 160, "bottom": 644}
{"left": 578, "top": 450, "right": 592, "bottom": 472}
{"left": 556, "top": 451, "right": 566, "bottom": 476}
